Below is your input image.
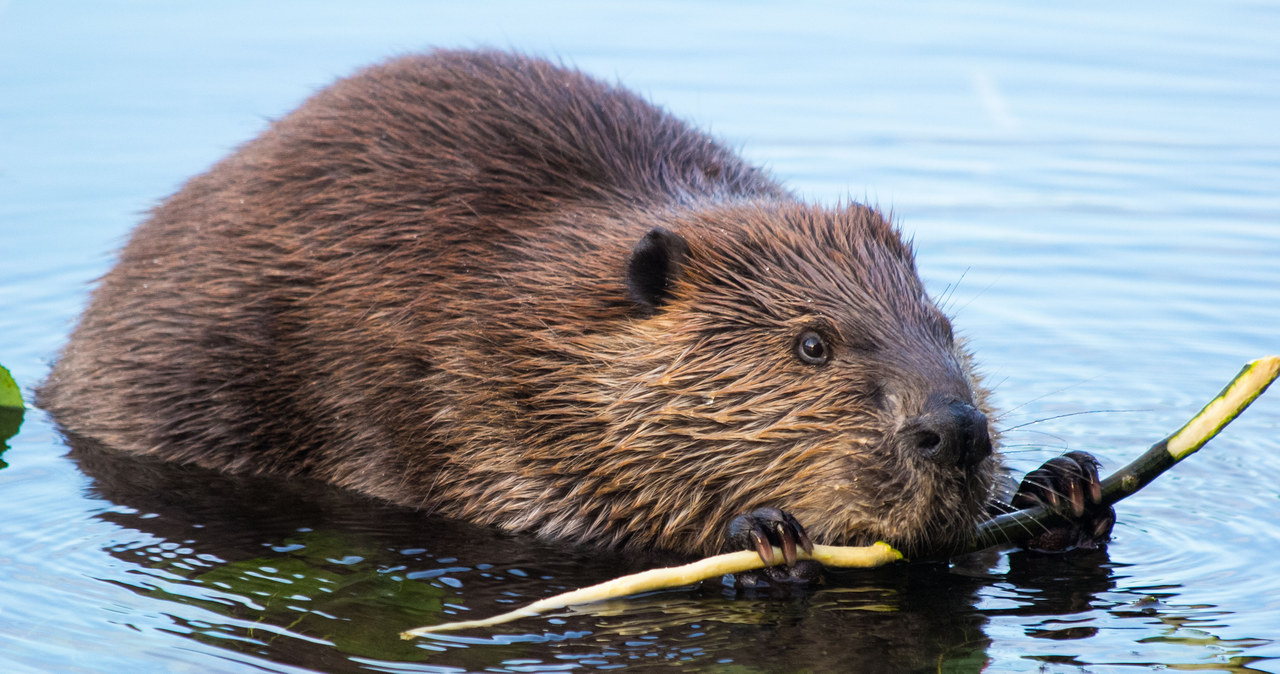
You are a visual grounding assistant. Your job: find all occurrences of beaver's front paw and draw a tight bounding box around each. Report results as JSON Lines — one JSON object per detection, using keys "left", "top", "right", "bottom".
{"left": 725, "top": 507, "right": 821, "bottom": 587}
{"left": 1013, "top": 450, "right": 1116, "bottom": 552}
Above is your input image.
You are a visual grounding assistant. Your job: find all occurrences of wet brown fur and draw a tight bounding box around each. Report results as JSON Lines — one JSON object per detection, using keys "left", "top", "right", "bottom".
{"left": 39, "top": 50, "right": 999, "bottom": 557}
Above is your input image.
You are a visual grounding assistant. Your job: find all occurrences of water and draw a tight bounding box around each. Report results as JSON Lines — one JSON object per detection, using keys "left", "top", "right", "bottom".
{"left": 1, "top": 1, "right": 1277, "bottom": 671}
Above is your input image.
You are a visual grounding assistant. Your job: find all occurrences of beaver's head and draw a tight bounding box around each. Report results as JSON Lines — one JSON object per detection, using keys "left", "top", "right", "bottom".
{"left": 452, "top": 202, "right": 997, "bottom": 557}
{"left": 582, "top": 202, "right": 998, "bottom": 556}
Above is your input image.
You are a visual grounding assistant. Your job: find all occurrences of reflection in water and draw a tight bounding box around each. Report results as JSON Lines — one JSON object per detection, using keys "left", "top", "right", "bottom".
{"left": 65, "top": 433, "right": 1213, "bottom": 672}
{"left": 71, "top": 435, "right": 498, "bottom": 668}
{"left": 0, "top": 407, "right": 23, "bottom": 468}
{"left": 1003, "top": 549, "right": 1116, "bottom": 617}
{"left": 77, "top": 426, "right": 1274, "bottom": 672}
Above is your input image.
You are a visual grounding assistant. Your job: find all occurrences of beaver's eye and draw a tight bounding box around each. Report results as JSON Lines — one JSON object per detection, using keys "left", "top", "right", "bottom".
{"left": 796, "top": 331, "right": 829, "bottom": 365}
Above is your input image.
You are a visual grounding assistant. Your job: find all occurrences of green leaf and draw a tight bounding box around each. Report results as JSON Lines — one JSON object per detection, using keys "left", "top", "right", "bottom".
{"left": 0, "top": 365, "right": 21, "bottom": 409}
{"left": 0, "top": 365, "right": 24, "bottom": 453}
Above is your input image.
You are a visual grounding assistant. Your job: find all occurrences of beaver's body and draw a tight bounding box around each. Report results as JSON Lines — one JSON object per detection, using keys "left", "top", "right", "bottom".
{"left": 41, "top": 50, "right": 1106, "bottom": 558}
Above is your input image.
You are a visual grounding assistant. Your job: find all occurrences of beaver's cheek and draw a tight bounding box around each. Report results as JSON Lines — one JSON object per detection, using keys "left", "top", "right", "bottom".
{"left": 781, "top": 477, "right": 892, "bottom": 545}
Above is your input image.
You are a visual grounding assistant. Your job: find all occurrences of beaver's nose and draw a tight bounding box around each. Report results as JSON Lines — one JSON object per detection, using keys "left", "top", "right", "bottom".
{"left": 903, "top": 396, "right": 992, "bottom": 468}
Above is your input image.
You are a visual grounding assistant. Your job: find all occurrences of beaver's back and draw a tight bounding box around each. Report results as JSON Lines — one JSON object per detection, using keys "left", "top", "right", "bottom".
{"left": 39, "top": 49, "right": 788, "bottom": 486}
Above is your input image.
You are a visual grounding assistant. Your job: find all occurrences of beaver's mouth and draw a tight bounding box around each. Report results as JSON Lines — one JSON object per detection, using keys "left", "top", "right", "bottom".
{"left": 882, "top": 464, "right": 997, "bottom": 555}
{"left": 791, "top": 451, "right": 996, "bottom": 555}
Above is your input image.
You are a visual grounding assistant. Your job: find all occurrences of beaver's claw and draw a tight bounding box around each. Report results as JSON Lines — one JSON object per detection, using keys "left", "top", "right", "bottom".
{"left": 725, "top": 507, "right": 821, "bottom": 588}
{"left": 1013, "top": 450, "right": 1116, "bottom": 552}
{"left": 727, "top": 507, "right": 814, "bottom": 566}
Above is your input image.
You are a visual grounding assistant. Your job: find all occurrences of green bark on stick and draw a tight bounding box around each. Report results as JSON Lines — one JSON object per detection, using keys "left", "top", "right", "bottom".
{"left": 965, "top": 355, "right": 1278, "bottom": 553}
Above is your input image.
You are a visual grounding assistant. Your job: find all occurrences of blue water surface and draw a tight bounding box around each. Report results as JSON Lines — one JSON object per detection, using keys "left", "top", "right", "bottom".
{"left": 1, "top": 2, "right": 1278, "bottom": 672}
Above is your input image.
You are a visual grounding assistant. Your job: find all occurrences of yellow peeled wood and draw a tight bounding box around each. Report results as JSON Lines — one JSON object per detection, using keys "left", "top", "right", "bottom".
{"left": 402, "top": 541, "right": 901, "bottom": 637}
{"left": 1167, "top": 355, "right": 1279, "bottom": 460}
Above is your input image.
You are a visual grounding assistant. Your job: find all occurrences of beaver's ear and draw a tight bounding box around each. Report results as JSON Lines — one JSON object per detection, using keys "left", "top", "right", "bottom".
{"left": 626, "top": 227, "right": 690, "bottom": 313}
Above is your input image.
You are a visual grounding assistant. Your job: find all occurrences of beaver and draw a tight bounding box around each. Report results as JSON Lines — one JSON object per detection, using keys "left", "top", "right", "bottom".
{"left": 38, "top": 49, "right": 1113, "bottom": 566}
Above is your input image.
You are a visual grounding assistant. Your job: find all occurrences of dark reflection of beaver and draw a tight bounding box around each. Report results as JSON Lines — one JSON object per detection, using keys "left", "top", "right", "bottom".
{"left": 39, "top": 49, "right": 1112, "bottom": 570}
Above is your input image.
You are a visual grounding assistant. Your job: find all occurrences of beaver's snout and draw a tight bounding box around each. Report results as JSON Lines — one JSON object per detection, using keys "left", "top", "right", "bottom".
{"left": 902, "top": 394, "right": 992, "bottom": 469}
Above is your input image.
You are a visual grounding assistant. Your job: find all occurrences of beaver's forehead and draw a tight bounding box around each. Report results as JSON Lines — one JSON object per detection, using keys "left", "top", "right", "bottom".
{"left": 676, "top": 203, "right": 931, "bottom": 325}
{"left": 695, "top": 225, "right": 924, "bottom": 304}
{"left": 687, "top": 202, "right": 914, "bottom": 271}
{"left": 686, "top": 248, "right": 934, "bottom": 336}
